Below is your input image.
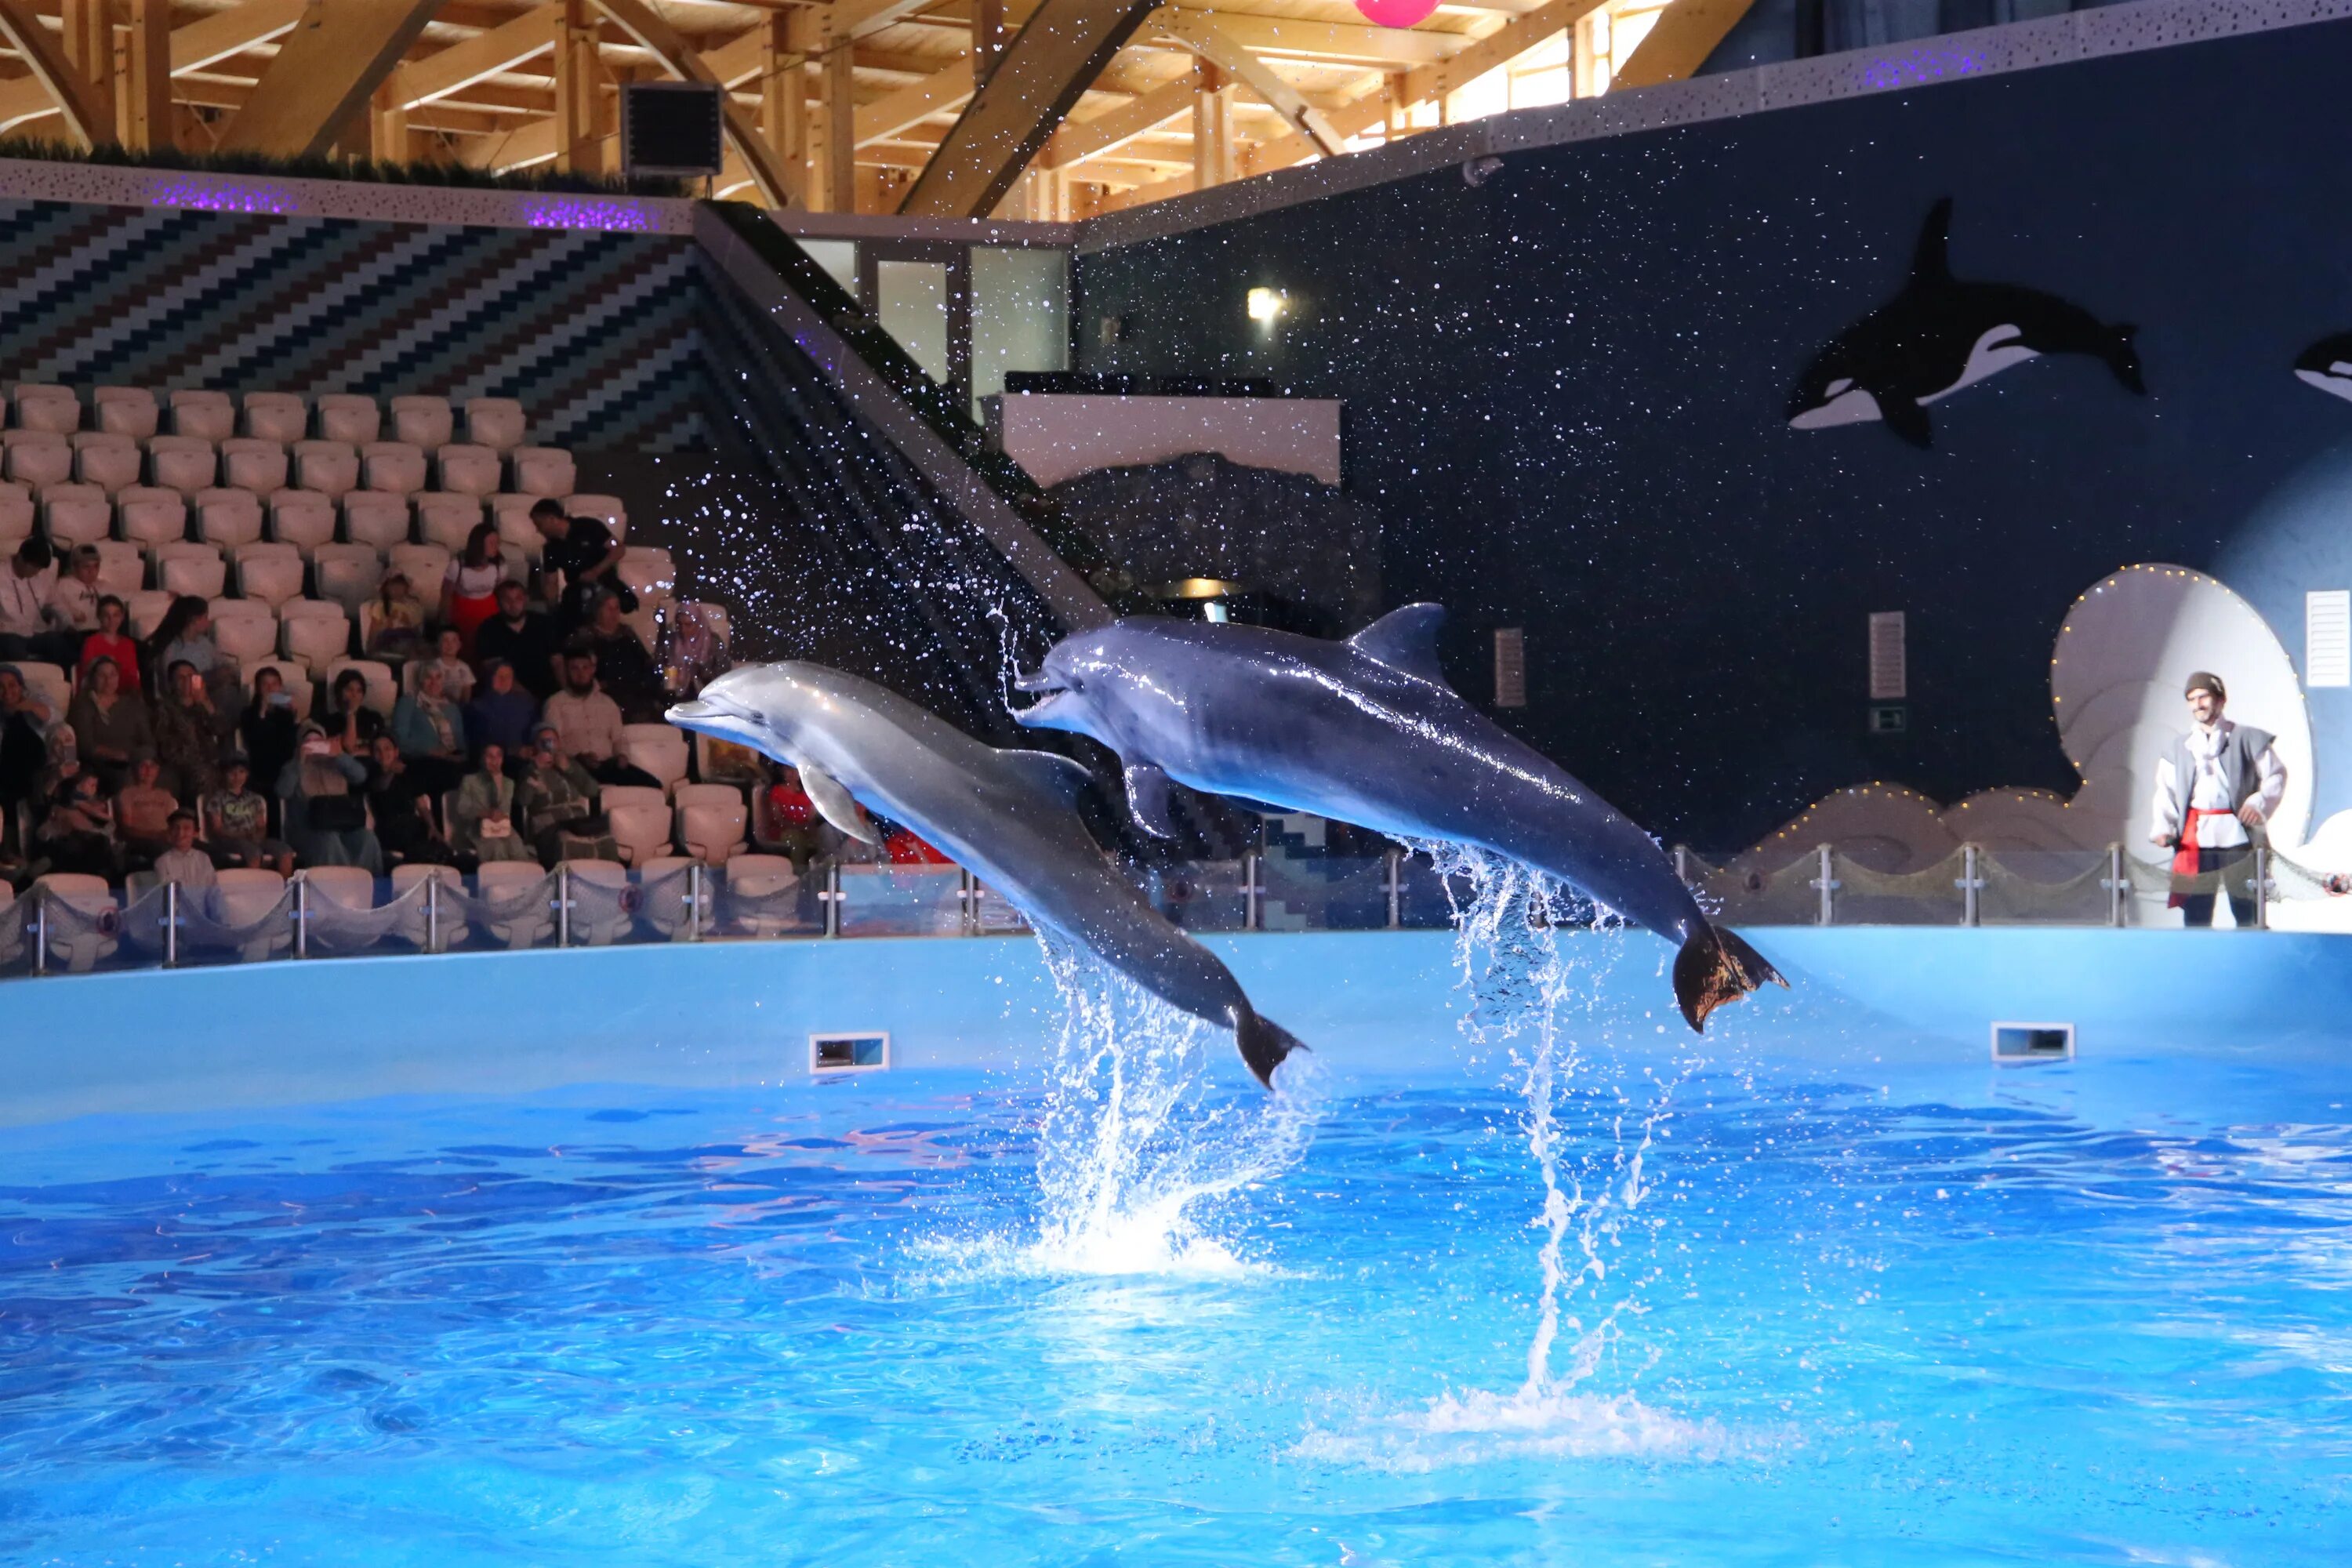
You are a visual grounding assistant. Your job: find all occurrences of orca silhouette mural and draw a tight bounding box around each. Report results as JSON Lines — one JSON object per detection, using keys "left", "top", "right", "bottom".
{"left": 1786, "top": 198, "right": 2145, "bottom": 448}
{"left": 2294, "top": 332, "right": 2352, "bottom": 403}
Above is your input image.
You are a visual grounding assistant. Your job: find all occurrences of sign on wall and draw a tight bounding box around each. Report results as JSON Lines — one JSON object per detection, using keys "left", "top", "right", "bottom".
{"left": 1494, "top": 627, "right": 1526, "bottom": 708}
{"left": 2307, "top": 590, "right": 2350, "bottom": 687}
{"left": 1869, "top": 612, "right": 1908, "bottom": 701}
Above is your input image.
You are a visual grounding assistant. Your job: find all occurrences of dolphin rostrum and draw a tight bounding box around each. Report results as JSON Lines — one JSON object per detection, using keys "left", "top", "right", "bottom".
{"left": 1012, "top": 607, "right": 1786, "bottom": 1032}
{"left": 2294, "top": 332, "right": 2352, "bottom": 405}
{"left": 1787, "top": 197, "right": 2143, "bottom": 448}
{"left": 666, "top": 662, "right": 1308, "bottom": 1087}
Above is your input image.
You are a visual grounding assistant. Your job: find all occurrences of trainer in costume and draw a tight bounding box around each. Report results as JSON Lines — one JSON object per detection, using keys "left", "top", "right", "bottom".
{"left": 2148, "top": 670, "right": 2285, "bottom": 927}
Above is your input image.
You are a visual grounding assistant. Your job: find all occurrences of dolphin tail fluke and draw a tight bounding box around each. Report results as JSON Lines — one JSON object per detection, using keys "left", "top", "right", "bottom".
{"left": 2105, "top": 324, "right": 2146, "bottom": 394}
{"left": 1671, "top": 924, "right": 1788, "bottom": 1033}
{"left": 1236, "top": 1011, "right": 1308, "bottom": 1089}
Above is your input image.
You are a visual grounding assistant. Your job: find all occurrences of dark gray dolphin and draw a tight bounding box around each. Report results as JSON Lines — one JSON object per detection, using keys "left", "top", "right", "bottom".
{"left": 1788, "top": 197, "right": 2143, "bottom": 448}
{"left": 1011, "top": 607, "right": 1785, "bottom": 1032}
{"left": 666, "top": 662, "right": 1306, "bottom": 1087}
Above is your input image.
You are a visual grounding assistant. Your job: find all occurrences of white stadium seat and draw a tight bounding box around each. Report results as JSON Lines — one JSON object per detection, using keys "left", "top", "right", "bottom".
{"left": 463, "top": 397, "right": 526, "bottom": 452}
{"left": 247, "top": 657, "right": 314, "bottom": 720}
{"left": 310, "top": 543, "right": 381, "bottom": 617}
{"left": 93, "top": 387, "right": 159, "bottom": 439}
{"left": 674, "top": 782, "right": 747, "bottom": 864}
{"left": 71, "top": 432, "right": 143, "bottom": 494}
{"left": 4, "top": 430, "right": 72, "bottom": 488}
{"left": 510, "top": 446, "right": 575, "bottom": 498}
{"left": 564, "top": 858, "right": 637, "bottom": 946}
{"left": 13, "top": 385, "right": 81, "bottom": 434}
{"left": 220, "top": 437, "right": 289, "bottom": 494}
{"left": 279, "top": 600, "right": 351, "bottom": 671}
{"left": 314, "top": 394, "right": 380, "bottom": 445}
{"left": 267, "top": 489, "right": 337, "bottom": 554}
{"left": 241, "top": 393, "right": 306, "bottom": 445}
{"left": 603, "top": 786, "right": 673, "bottom": 866}
{"left": 92, "top": 539, "right": 143, "bottom": 597}
{"left": 388, "top": 543, "right": 451, "bottom": 616}
{"left": 34, "top": 873, "right": 117, "bottom": 972}
{"left": 147, "top": 435, "right": 217, "bottom": 495}
{"left": 619, "top": 723, "right": 688, "bottom": 796}
{"left": 210, "top": 604, "right": 279, "bottom": 667}
{"left": 474, "top": 860, "right": 554, "bottom": 948}
{"left": 234, "top": 542, "right": 304, "bottom": 608}
{"left": 436, "top": 444, "right": 500, "bottom": 497}
{"left": 208, "top": 869, "right": 292, "bottom": 958}
{"left": 561, "top": 494, "right": 626, "bottom": 544}
{"left": 390, "top": 395, "right": 454, "bottom": 449}
{"left": 615, "top": 546, "right": 675, "bottom": 601}
{"left": 169, "top": 390, "right": 236, "bottom": 442}
{"left": 155, "top": 541, "right": 226, "bottom": 599}
{"left": 0, "top": 481, "right": 31, "bottom": 545}
{"left": 114, "top": 486, "right": 187, "bottom": 548}
{"left": 723, "top": 854, "right": 801, "bottom": 935}
{"left": 194, "top": 488, "right": 265, "bottom": 550}
{"left": 390, "top": 862, "right": 467, "bottom": 949}
{"left": 302, "top": 865, "right": 375, "bottom": 913}
{"left": 291, "top": 440, "right": 359, "bottom": 499}
{"left": 325, "top": 657, "right": 397, "bottom": 714}
{"left": 13, "top": 661, "right": 69, "bottom": 719}
{"left": 42, "top": 484, "right": 111, "bottom": 547}
{"left": 127, "top": 588, "right": 174, "bottom": 639}
{"left": 414, "top": 492, "right": 482, "bottom": 554}
{"left": 489, "top": 494, "right": 543, "bottom": 560}
{"left": 341, "top": 491, "right": 411, "bottom": 554}
{"left": 361, "top": 441, "right": 426, "bottom": 495}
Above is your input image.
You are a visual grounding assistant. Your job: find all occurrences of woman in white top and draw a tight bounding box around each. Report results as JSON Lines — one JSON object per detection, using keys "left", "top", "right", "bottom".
{"left": 443, "top": 521, "right": 506, "bottom": 655}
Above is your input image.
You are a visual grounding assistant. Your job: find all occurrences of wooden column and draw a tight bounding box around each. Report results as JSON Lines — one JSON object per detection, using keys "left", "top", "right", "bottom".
{"left": 556, "top": 0, "right": 602, "bottom": 174}
{"left": 1189, "top": 60, "right": 1231, "bottom": 193}
{"left": 972, "top": 0, "right": 1004, "bottom": 88}
{"left": 811, "top": 6, "right": 855, "bottom": 212}
{"left": 763, "top": 12, "right": 809, "bottom": 209}
{"left": 118, "top": 0, "right": 171, "bottom": 151}
{"left": 369, "top": 79, "right": 407, "bottom": 162}
{"left": 60, "top": 0, "right": 114, "bottom": 137}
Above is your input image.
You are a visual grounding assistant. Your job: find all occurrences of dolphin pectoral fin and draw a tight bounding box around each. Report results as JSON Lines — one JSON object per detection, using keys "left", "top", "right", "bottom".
{"left": 1125, "top": 763, "right": 1180, "bottom": 839}
{"left": 800, "top": 763, "right": 880, "bottom": 844}
{"left": 1235, "top": 1010, "right": 1307, "bottom": 1089}
{"left": 1000, "top": 749, "right": 1094, "bottom": 807}
{"left": 1346, "top": 604, "right": 1450, "bottom": 685}
{"left": 1672, "top": 924, "right": 1788, "bottom": 1033}
{"left": 1881, "top": 394, "right": 1933, "bottom": 448}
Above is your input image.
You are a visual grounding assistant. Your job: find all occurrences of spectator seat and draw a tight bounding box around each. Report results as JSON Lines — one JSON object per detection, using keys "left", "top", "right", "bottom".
{"left": 722, "top": 853, "right": 802, "bottom": 937}
{"left": 463, "top": 397, "right": 526, "bottom": 452}
{"left": 310, "top": 543, "right": 381, "bottom": 618}
{"left": 390, "top": 395, "right": 454, "bottom": 449}
{"left": 234, "top": 542, "right": 304, "bottom": 608}
{"left": 13, "top": 385, "right": 81, "bottom": 435}
{"left": 388, "top": 543, "right": 451, "bottom": 616}
{"left": 266, "top": 489, "right": 338, "bottom": 554}
{"left": 92, "top": 386, "right": 159, "bottom": 439}
{"left": 241, "top": 393, "right": 307, "bottom": 445}
{"left": 510, "top": 447, "right": 575, "bottom": 498}
{"left": 602, "top": 785, "right": 673, "bottom": 866}
{"left": 148, "top": 435, "right": 218, "bottom": 496}
{"left": 633, "top": 855, "right": 710, "bottom": 939}
{"left": 209, "top": 868, "right": 293, "bottom": 959}
{"left": 361, "top": 441, "right": 426, "bottom": 495}
{"left": 3, "top": 430, "right": 72, "bottom": 488}
{"left": 33, "top": 872, "right": 117, "bottom": 971}
{"left": 314, "top": 394, "right": 380, "bottom": 445}
{"left": 292, "top": 440, "right": 359, "bottom": 499}
{"left": 13, "top": 661, "right": 69, "bottom": 719}
{"left": 341, "top": 491, "right": 412, "bottom": 554}
{"left": 489, "top": 495, "right": 543, "bottom": 561}
{"left": 390, "top": 862, "right": 467, "bottom": 950}
{"left": 220, "top": 437, "right": 289, "bottom": 494}
{"left": 209, "top": 601, "right": 279, "bottom": 668}
{"left": 675, "top": 782, "right": 748, "bottom": 864}
{"left": 562, "top": 858, "right": 636, "bottom": 946}
{"left": 615, "top": 546, "right": 676, "bottom": 601}
{"left": 71, "top": 432, "right": 143, "bottom": 493}
{"left": 114, "top": 486, "right": 188, "bottom": 549}
{"left": 414, "top": 492, "right": 482, "bottom": 554}
{"left": 42, "top": 484, "right": 112, "bottom": 547}
{"left": 91, "top": 539, "right": 143, "bottom": 597}
{"left": 436, "top": 444, "right": 500, "bottom": 497}
{"left": 169, "top": 390, "right": 236, "bottom": 442}
{"left": 194, "top": 488, "right": 265, "bottom": 550}
{"left": 0, "top": 481, "right": 32, "bottom": 545}
{"left": 561, "top": 494, "right": 627, "bottom": 544}
{"left": 474, "top": 859, "right": 554, "bottom": 948}
{"left": 279, "top": 601, "right": 352, "bottom": 673}
{"left": 618, "top": 723, "right": 688, "bottom": 797}
{"left": 299, "top": 865, "right": 379, "bottom": 951}
{"left": 126, "top": 588, "right": 174, "bottom": 639}
{"left": 325, "top": 657, "right": 397, "bottom": 714}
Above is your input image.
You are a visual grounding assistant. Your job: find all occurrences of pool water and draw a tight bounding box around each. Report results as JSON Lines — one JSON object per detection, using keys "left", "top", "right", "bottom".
{"left": 4, "top": 982, "right": 2350, "bottom": 1566}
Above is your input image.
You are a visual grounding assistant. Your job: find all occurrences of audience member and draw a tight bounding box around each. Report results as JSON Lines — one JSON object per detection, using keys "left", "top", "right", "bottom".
{"left": 542, "top": 648, "right": 656, "bottom": 786}
{"left": 391, "top": 663, "right": 470, "bottom": 795}
{"left": 35, "top": 771, "right": 116, "bottom": 877}
{"left": 0, "top": 665, "right": 53, "bottom": 833}
{"left": 532, "top": 498, "right": 631, "bottom": 631}
{"left": 78, "top": 595, "right": 140, "bottom": 688}
{"left": 758, "top": 764, "right": 822, "bottom": 869}
{"left": 0, "top": 537, "right": 65, "bottom": 662}
{"left": 326, "top": 670, "right": 386, "bottom": 756}
{"left": 202, "top": 756, "right": 294, "bottom": 876}
{"left": 67, "top": 657, "right": 152, "bottom": 790}
{"left": 34, "top": 724, "right": 79, "bottom": 805}
{"left": 240, "top": 667, "right": 300, "bottom": 822}
{"left": 452, "top": 743, "right": 532, "bottom": 867}
{"left": 465, "top": 658, "right": 538, "bottom": 764}
{"left": 154, "top": 659, "right": 233, "bottom": 800}
{"left": 146, "top": 596, "right": 230, "bottom": 700}
{"left": 363, "top": 732, "right": 445, "bottom": 867}
{"left": 280, "top": 721, "right": 380, "bottom": 874}
{"left": 474, "top": 579, "right": 561, "bottom": 700}
{"left": 44, "top": 545, "right": 102, "bottom": 636}
{"left": 421, "top": 626, "right": 477, "bottom": 704}
{"left": 151, "top": 810, "right": 216, "bottom": 891}
{"left": 582, "top": 593, "right": 666, "bottom": 723}
{"left": 516, "top": 723, "right": 604, "bottom": 864}
{"left": 444, "top": 524, "right": 506, "bottom": 655}
{"left": 114, "top": 753, "right": 178, "bottom": 869}
{"left": 366, "top": 572, "right": 426, "bottom": 662}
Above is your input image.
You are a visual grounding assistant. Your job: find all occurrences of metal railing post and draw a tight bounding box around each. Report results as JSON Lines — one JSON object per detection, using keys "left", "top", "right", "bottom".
{"left": 961, "top": 868, "right": 977, "bottom": 935}
{"left": 1674, "top": 845, "right": 1690, "bottom": 884}
{"left": 1385, "top": 846, "right": 1402, "bottom": 930}
{"left": 2252, "top": 845, "right": 2270, "bottom": 930}
{"left": 824, "top": 862, "right": 840, "bottom": 938}
{"left": 688, "top": 862, "right": 704, "bottom": 942}
{"left": 425, "top": 872, "right": 441, "bottom": 953}
{"left": 556, "top": 862, "right": 572, "bottom": 947}
{"left": 164, "top": 881, "right": 178, "bottom": 967}
{"left": 32, "top": 890, "right": 45, "bottom": 975}
{"left": 1959, "top": 844, "right": 1981, "bottom": 927}
{"left": 1813, "top": 844, "right": 1837, "bottom": 927}
{"left": 293, "top": 870, "right": 308, "bottom": 959}
{"left": 2103, "top": 843, "right": 2127, "bottom": 927}
{"left": 1243, "top": 852, "right": 1261, "bottom": 932}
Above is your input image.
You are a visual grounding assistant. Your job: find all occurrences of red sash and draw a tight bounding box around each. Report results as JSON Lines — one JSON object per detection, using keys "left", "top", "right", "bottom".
{"left": 2172, "top": 808, "right": 2224, "bottom": 880}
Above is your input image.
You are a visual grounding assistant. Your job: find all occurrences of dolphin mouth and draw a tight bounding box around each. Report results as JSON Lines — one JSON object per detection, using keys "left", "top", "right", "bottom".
{"left": 664, "top": 698, "right": 776, "bottom": 756}
{"left": 1007, "top": 668, "right": 1070, "bottom": 728}
{"left": 1012, "top": 668, "right": 1059, "bottom": 693}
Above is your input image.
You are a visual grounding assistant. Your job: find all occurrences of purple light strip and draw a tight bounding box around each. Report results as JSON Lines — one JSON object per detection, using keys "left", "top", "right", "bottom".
{"left": 521, "top": 196, "right": 656, "bottom": 232}
{"left": 1857, "top": 46, "right": 1987, "bottom": 91}
{"left": 145, "top": 176, "right": 298, "bottom": 215}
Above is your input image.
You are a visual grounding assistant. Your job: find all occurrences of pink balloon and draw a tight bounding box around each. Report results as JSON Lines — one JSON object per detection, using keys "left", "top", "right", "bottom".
{"left": 1355, "top": 0, "right": 1441, "bottom": 26}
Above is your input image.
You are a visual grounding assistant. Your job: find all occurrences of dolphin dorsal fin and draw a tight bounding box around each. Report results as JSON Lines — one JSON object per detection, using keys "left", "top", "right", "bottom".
{"left": 1347, "top": 604, "right": 1450, "bottom": 684}
{"left": 997, "top": 749, "right": 1094, "bottom": 807}
{"left": 1909, "top": 197, "right": 1955, "bottom": 286}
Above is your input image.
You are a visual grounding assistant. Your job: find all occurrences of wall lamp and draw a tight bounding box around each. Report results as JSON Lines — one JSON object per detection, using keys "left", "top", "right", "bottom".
{"left": 1247, "top": 287, "right": 1287, "bottom": 325}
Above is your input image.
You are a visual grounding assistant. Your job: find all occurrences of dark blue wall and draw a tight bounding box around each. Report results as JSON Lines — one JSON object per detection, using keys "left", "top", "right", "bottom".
{"left": 1073, "top": 20, "right": 2352, "bottom": 850}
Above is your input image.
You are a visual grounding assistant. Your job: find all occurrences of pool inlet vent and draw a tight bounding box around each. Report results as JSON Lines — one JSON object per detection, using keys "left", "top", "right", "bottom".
{"left": 1990, "top": 1022, "right": 2074, "bottom": 1065}
{"left": 810, "top": 1031, "right": 891, "bottom": 1075}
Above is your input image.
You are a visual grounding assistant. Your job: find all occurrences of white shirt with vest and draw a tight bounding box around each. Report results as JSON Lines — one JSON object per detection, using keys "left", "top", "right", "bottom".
{"left": 2149, "top": 717, "right": 2285, "bottom": 850}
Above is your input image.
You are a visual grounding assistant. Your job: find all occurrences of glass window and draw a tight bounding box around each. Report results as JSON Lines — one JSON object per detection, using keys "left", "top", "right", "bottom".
{"left": 970, "top": 246, "right": 1070, "bottom": 419}
{"left": 877, "top": 259, "right": 952, "bottom": 388}
{"left": 796, "top": 238, "right": 858, "bottom": 299}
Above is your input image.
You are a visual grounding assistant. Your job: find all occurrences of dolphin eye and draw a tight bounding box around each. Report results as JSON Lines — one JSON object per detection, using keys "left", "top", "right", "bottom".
{"left": 1825, "top": 377, "right": 1854, "bottom": 397}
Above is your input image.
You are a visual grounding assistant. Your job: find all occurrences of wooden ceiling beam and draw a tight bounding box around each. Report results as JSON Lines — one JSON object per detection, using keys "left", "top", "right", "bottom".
{"left": 392, "top": 2, "right": 562, "bottom": 110}
{"left": 0, "top": 0, "right": 107, "bottom": 145}
{"left": 1039, "top": 70, "right": 1185, "bottom": 167}
{"left": 219, "top": 0, "right": 445, "bottom": 157}
{"left": 853, "top": 56, "right": 972, "bottom": 144}
{"left": 1150, "top": 11, "right": 1340, "bottom": 156}
{"left": 1610, "top": 0, "right": 1754, "bottom": 89}
{"left": 585, "top": 0, "right": 797, "bottom": 205}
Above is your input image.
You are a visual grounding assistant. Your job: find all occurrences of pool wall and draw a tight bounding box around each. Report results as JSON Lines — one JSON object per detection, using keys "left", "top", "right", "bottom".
{"left": 9, "top": 928, "right": 2351, "bottom": 1127}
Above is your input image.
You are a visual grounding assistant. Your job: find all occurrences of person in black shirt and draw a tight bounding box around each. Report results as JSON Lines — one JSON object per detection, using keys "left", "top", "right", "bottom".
{"left": 474, "top": 579, "right": 564, "bottom": 701}
{"left": 581, "top": 591, "right": 666, "bottom": 724}
{"left": 531, "top": 499, "right": 632, "bottom": 632}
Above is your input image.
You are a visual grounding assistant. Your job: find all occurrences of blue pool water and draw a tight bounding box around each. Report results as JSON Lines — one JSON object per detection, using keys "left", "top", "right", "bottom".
{"left": 4, "top": 946, "right": 2350, "bottom": 1566}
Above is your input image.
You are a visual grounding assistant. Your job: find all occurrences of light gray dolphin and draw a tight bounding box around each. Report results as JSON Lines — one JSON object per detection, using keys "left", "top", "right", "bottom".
{"left": 1012, "top": 606, "right": 1786, "bottom": 1032}
{"left": 666, "top": 662, "right": 1307, "bottom": 1087}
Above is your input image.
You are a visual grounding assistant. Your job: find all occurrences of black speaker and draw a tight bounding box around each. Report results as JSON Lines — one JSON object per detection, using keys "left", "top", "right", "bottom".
{"left": 621, "top": 82, "right": 724, "bottom": 178}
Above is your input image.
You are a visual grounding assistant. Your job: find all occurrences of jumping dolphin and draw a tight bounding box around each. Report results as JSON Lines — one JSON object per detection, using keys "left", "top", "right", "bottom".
{"left": 2294, "top": 332, "right": 2352, "bottom": 404}
{"left": 1788, "top": 197, "right": 2143, "bottom": 447}
{"left": 666, "top": 662, "right": 1308, "bottom": 1087}
{"left": 1012, "top": 607, "right": 1786, "bottom": 1032}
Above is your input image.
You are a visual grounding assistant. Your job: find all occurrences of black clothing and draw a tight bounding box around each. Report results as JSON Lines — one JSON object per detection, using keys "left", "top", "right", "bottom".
{"left": 544, "top": 517, "right": 630, "bottom": 629}
{"left": 587, "top": 630, "right": 665, "bottom": 724}
{"left": 364, "top": 760, "right": 441, "bottom": 863}
{"left": 476, "top": 611, "right": 564, "bottom": 701}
